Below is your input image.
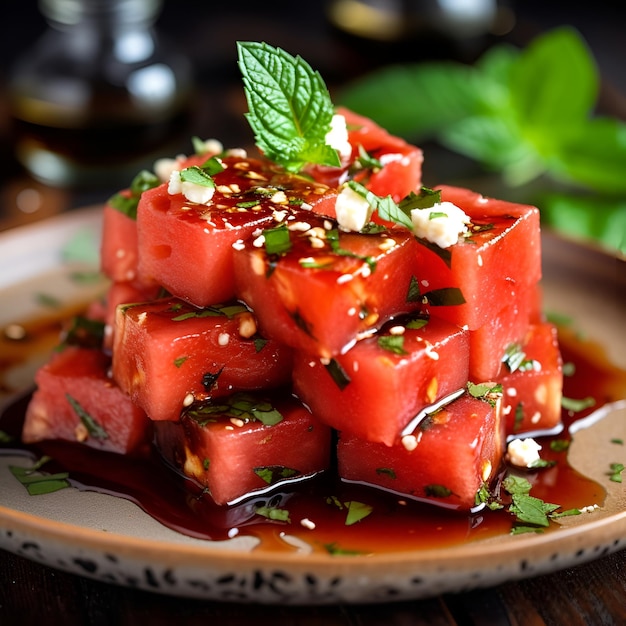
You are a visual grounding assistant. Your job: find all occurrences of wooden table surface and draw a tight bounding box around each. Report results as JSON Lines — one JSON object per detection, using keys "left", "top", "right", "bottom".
{"left": 1, "top": 2, "right": 625, "bottom": 624}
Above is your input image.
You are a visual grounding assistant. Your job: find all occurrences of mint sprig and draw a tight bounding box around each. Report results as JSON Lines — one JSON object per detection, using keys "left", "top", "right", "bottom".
{"left": 339, "top": 27, "right": 626, "bottom": 256}
{"left": 237, "top": 41, "right": 341, "bottom": 172}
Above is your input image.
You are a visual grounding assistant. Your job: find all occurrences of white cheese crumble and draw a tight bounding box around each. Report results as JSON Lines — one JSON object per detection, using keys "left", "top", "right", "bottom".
{"left": 168, "top": 170, "right": 215, "bottom": 205}
{"left": 334, "top": 185, "right": 373, "bottom": 231}
{"left": 506, "top": 438, "right": 542, "bottom": 468}
{"left": 153, "top": 154, "right": 186, "bottom": 182}
{"left": 325, "top": 114, "right": 352, "bottom": 162}
{"left": 411, "top": 201, "right": 471, "bottom": 248}
{"left": 300, "top": 518, "right": 316, "bottom": 530}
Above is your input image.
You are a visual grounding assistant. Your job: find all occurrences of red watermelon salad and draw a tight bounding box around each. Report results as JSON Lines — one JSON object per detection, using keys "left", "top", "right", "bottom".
{"left": 22, "top": 42, "right": 562, "bottom": 514}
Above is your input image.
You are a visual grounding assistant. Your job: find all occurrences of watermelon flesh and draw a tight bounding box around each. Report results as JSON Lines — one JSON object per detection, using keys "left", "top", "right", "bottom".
{"left": 112, "top": 297, "right": 293, "bottom": 422}
{"left": 415, "top": 185, "right": 542, "bottom": 330}
{"left": 233, "top": 216, "right": 421, "bottom": 358}
{"left": 498, "top": 322, "right": 563, "bottom": 435}
{"left": 154, "top": 392, "right": 332, "bottom": 505}
{"left": 292, "top": 313, "right": 470, "bottom": 446}
{"left": 23, "top": 346, "right": 150, "bottom": 454}
{"left": 337, "top": 391, "right": 505, "bottom": 511}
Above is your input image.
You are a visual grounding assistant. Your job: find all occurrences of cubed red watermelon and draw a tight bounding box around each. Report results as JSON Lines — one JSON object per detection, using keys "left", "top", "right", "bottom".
{"left": 23, "top": 346, "right": 150, "bottom": 454}
{"left": 468, "top": 284, "right": 543, "bottom": 382}
{"left": 293, "top": 313, "right": 469, "bottom": 446}
{"left": 338, "top": 391, "right": 505, "bottom": 510}
{"left": 413, "top": 185, "right": 541, "bottom": 330}
{"left": 498, "top": 322, "right": 563, "bottom": 435}
{"left": 136, "top": 156, "right": 337, "bottom": 307}
{"left": 154, "top": 391, "right": 331, "bottom": 505}
{"left": 233, "top": 217, "right": 421, "bottom": 358}
{"left": 112, "top": 297, "right": 293, "bottom": 421}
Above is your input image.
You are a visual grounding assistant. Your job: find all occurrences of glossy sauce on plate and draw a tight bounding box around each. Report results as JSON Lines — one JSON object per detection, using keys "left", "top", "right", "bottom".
{"left": 1, "top": 312, "right": 625, "bottom": 556}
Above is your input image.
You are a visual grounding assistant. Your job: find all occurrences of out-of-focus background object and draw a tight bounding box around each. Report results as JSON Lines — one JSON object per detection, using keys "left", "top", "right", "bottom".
{"left": 0, "top": 0, "right": 625, "bottom": 255}
{"left": 6, "top": 0, "right": 193, "bottom": 189}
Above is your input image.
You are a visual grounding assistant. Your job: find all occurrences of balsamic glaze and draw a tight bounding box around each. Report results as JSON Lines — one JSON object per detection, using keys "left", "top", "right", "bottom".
{"left": 1, "top": 319, "right": 624, "bottom": 555}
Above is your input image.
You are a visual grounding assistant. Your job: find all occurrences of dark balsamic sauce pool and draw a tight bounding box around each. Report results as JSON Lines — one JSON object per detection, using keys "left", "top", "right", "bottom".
{"left": 1, "top": 316, "right": 625, "bottom": 556}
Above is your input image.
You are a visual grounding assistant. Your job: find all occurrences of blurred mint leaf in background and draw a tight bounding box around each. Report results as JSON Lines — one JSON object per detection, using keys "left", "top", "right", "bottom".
{"left": 338, "top": 26, "right": 626, "bottom": 256}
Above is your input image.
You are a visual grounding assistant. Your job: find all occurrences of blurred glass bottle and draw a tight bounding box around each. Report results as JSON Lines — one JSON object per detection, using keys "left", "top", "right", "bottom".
{"left": 8, "top": 0, "right": 193, "bottom": 189}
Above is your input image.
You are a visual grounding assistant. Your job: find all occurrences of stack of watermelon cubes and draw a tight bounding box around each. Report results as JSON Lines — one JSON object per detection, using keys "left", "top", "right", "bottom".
{"left": 22, "top": 107, "right": 563, "bottom": 511}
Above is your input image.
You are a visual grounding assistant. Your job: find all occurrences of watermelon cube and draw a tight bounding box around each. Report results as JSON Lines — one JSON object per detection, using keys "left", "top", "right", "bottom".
{"left": 102, "top": 280, "right": 162, "bottom": 351}
{"left": 23, "top": 346, "right": 150, "bottom": 454}
{"left": 154, "top": 391, "right": 332, "bottom": 505}
{"left": 136, "top": 155, "right": 337, "bottom": 307}
{"left": 414, "top": 185, "right": 541, "bottom": 330}
{"left": 233, "top": 215, "right": 421, "bottom": 358}
{"left": 338, "top": 391, "right": 506, "bottom": 510}
{"left": 468, "top": 283, "right": 542, "bottom": 382}
{"left": 101, "top": 200, "right": 142, "bottom": 284}
{"left": 112, "top": 297, "right": 293, "bottom": 421}
{"left": 498, "top": 322, "right": 563, "bottom": 435}
{"left": 293, "top": 313, "right": 469, "bottom": 446}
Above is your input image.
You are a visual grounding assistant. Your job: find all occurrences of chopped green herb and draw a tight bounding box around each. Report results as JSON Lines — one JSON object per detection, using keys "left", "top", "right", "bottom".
{"left": 377, "top": 334, "right": 407, "bottom": 355}
{"left": 173, "top": 356, "right": 188, "bottom": 368}
{"left": 376, "top": 467, "right": 397, "bottom": 479}
{"left": 253, "top": 337, "right": 268, "bottom": 353}
{"left": 608, "top": 462, "right": 624, "bottom": 483}
{"left": 550, "top": 439, "right": 570, "bottom": 452}
{"left": 423, "top": 287, "right": 466, "bottom": 307}
{"left": 180, "top": 165, "right": 216, "bottom": 188}
{"left": 561, "top": 396, "right": 596, "bottom": 412}
{"left": 0, "top": 430, "right": 14, "bottom": 443}
{"left": 264, "top": 224, "right": 292, "bottom": 256}
{"left": 9, "top": 455, "right": 71, "bottom": 495}
{"left": 324, "top": 358, "right": 351, "bottom": 390}
{"left": 255, "top": 504, "right": 291, "bottom": 522}
{"left": 66, "top": 394, "right": 109, "bottom": 440}
{"left": 254, "top": 466, "right": 299, "bottom": 485}
{"left": 186, "top": 392, "right": 283, "bottom": 427}
{"left": 36, "top": 292, "right": 61, "bottom": 308}
{"left": 322, "top": 542, "right": 366, "bottom": 556}
{"left": 344, "top": 500, "right": 373, "bottom": 525}
{"left": 611, "top": 438, "right": 624, "bottom": 445}
{"left": 108, "top": 170, "right": 159, "bottom": 219}
{"left": 502, "top": 343, "right": 536, "bottom": 373}
{"left": 406, "top": 275, "right": 421, "bottom": 302}
{"left": 424, "top": 484, "right": 453, "bottom": 498}
{"left": 467, "top": 381, "right": 502, "bottom": 406}
{"left": 347, "top": 180, "right": 412, "bottom": 230}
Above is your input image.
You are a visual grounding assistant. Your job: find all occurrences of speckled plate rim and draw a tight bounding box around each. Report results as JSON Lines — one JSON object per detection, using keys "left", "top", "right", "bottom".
{"left": 0, "top": 207, "right": 624, "bottom": 604}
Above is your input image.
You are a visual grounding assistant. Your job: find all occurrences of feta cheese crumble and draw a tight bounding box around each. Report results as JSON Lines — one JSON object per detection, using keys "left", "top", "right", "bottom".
{"left": 325, "top": 114, "right": 352, "bottom": 163}
{"left": 168, "top": 170, "right": 216, "bottom": 205}
{"left": 411, "top": 201, "right": 471, "bottom": 248}
{"left": 335, "top": 185, "right": 373, "bottom": 231}
{"left": 506, "top": 437, "right": 542, "bottom": 468}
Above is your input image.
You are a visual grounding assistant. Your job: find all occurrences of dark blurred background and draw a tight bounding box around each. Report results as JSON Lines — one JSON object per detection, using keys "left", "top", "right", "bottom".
{"left": 0, "top": 0, "right": 624, "bottom": 230}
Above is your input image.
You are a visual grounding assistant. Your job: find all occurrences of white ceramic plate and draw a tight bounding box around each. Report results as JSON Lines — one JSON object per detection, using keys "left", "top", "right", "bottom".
{"left": 0, "top": 207, "right": 625, "bottom": 604}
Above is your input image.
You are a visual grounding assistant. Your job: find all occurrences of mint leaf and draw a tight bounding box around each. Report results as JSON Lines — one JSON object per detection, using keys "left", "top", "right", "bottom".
{"left": 510, "top": 26, "right": 598, "bottom": 138}
{"left": 237, "top": 41, "right": 340, "bottom": 172}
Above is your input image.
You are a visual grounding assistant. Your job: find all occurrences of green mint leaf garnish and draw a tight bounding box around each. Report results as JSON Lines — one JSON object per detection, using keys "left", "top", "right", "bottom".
{"left": 179, "top": 165, "right": 216, "bottom": 188}
{"left": 608, "top": 463, "right": 624, "bottom": 483}
{"left": 344, "top": 501, "right": 373, "bottom": 526}
{"left": 108, "top": 170, "right": 159, "bottom": 220}
{"left": 254, "top": 466, "right": 300, "bottom": 485}
{"left": 9, "top": 455, "right": 71, "bottom": 496}
{"left": 377, "top": 334, "right": 407, "bottom": 355}
{"left": 264, "top": 224, "right": 292, "bottom": 256}
{"left": 255, "top": 504, "right": 291, "bottom": 523}
{"left": 347, "top": 180, "right": 412, "bottom": 230}
{"left": 237, "top": 41, "right": 340, "bottom": 172}
{"left": 66, "top": 394, "right": 109, "bottom": 440}
{"left": 561, "top": 396, "right": 596, "bottom": 413}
